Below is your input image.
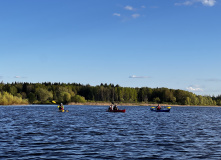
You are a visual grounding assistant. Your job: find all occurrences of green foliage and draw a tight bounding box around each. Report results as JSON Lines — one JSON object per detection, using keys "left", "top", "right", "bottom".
{"left": 153, "top": 97, "right": 161, "bottom": 103}
{"left": 72, "top": 95, "right": 86, "bottom": 103}
{"left": 36, "top": 88, "right": 53, "bottom": 102}
{"left": 0, "top": 82, "right": 220, "bottom": 105}
{"left": 28, "top": 92, "right": 36, "bottom": 103}
{"left": 59, "top": 92, "right": 71, "bottom": 103}
{"left": 0, "top": 92, "right": 28, "bottom": 105}
{"left": 185, "top": 97, "right": 191, "bottom": 105}
{"left": 9, "top": 86, "right": 17, "bottom": 95}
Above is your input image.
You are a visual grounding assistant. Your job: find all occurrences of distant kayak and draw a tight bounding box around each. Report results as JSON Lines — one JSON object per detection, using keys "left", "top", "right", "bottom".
{"left": 58, "top": 110, "right": 69, "bottom": 112}
{"left": 150, "top": 108, "right": 170, "bottom": 112}
{"left": 107, "top": 109, "right": 126, "bottom": 113}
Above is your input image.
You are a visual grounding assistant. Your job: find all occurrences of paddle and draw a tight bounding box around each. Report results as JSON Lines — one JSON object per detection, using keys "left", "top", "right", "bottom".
{"left": 151, "top": 105, "right": 170, "bottom": 109}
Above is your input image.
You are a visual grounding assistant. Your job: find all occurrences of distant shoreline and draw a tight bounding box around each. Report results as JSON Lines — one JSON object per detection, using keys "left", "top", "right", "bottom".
{"left": 2, "top": 102, "right": 219, "bottom": 107}
{"left": 68, "top": 102, "right": 167, "bottom": 106}
{"left": 67, "top": 102, "right": 220, "bottom": 107}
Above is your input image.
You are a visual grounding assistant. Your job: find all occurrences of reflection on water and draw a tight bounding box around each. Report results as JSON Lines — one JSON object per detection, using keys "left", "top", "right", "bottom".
{"left": 1, "top": 105, "right": 221, "bottom": 159}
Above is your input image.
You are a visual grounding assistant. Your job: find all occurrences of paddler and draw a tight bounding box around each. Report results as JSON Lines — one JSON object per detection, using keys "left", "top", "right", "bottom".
{"left": 113, "top": 104, "right": 118, "bottom": 110}
{"left": 156, "top": 104, "right": 161, "bottom": 110}
{"left": 108, "top": 104, "right": 113, "bottom": 111}
{"left": 58, "top": 103, "right": 64, "bottom": 111}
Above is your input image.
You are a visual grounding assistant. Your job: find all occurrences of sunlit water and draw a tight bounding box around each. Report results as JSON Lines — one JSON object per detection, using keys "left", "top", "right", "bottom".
{"left": 1, "top": 105, "right": 221, "bottom": 159}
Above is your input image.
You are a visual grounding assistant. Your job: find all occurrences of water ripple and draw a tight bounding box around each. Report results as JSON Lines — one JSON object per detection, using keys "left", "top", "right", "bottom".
{"left": 1, "top": 105, "right": 221, "bottom": 159}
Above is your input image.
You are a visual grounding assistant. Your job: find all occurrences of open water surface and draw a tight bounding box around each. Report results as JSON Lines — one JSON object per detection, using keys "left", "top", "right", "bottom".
{"left": 1, "top": 105, "right": 221, "bottom": 159}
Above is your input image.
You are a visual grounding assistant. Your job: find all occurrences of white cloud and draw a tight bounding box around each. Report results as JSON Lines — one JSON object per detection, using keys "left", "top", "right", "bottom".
{"left": 175, "top": 0, "right": 216, "bottom": 6}
{"left": 201, "top": 0, "right": 216, "bottom": 6}
{"left": 15, "top": 76, "right": 21, "bottom": 78}
{"left": 132, "top": 14, "right": 140, "bottom": 19}
{"left": 175, "top": 1, "right": 193, "bottom": 6}
{"left": 114, "top": 5, "right": 146, "bottom": 21}
{"left": 186, "top": 86, "right": 204, "bottom": 92}
{"left": 14, "top": 76, "right": 27, "bottom": 79}
{"left": 124, "top": 5, "right": 134, "bottom": 11}
{"left": 129, "top": 75, "right": 150, "bottom": 78}
{"left": 113, "top": 13, "right": 121, "bottom": 17}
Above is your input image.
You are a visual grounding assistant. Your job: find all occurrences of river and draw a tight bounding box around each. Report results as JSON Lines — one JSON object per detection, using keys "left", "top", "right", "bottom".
{"left": 1, "top": 105, "right": 221, "bottom": 159}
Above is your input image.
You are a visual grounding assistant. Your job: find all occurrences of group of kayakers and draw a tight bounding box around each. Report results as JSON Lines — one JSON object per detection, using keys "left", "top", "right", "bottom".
{"left": 57, "top": 102, "right": 167, "bottom": 112}
{"left": 108, "top": 104, "right": 119, "bottom": 111}
{"left": 58, "top": 103, "right": 120, "bottom": 112}
{"left": 108, "top": 104, "right": 162, "bottom": 111}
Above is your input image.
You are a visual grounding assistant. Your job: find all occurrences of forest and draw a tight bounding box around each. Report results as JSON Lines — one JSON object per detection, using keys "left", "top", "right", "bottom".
{"left": 0, "top": 82, "right": 221, "bottom": 106}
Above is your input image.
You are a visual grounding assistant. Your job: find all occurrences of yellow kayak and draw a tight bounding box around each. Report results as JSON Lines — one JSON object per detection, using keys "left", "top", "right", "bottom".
{"left": 58, "top": 110, "right": 69, "bottom": 112}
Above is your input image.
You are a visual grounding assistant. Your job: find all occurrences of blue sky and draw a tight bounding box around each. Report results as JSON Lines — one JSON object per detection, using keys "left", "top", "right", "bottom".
{"left": 0, "top": 0, "right": 220, "bottom": 96}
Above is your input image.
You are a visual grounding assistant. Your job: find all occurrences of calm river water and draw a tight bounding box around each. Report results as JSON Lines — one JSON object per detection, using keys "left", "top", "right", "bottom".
{"left": 1, "top": 105, "right": 221, "bottom": 159}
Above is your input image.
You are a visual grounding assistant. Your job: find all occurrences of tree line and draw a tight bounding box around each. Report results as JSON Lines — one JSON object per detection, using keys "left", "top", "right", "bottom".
{"left": 0, "top": 82, "right": 220, "bottom": 106}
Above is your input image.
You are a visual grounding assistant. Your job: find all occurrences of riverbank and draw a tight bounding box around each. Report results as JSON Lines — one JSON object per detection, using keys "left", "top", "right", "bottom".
{"left": 1, "top": 102, "right": 219, "bottom": 107}
{"left": 67, "top": 102, "right": 221, "bottom": 107}
{"left": 67, "top": 102, "right": 183, "bottom": 107}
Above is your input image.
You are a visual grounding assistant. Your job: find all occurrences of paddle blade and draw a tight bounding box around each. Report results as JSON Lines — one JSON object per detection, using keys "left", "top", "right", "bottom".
{"left": 151, "top": 107, "right": 155, "bottom": 108}
{"left": 52, "top": 100, "right": 56, "bottom": 104}
{"left": 167, "top": 107, "right": 171, "bottom": 109}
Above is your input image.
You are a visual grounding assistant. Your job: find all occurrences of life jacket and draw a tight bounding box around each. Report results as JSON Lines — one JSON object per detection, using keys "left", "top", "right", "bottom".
{"left": 58, "top": 106, "right": 63, "bottom": 110}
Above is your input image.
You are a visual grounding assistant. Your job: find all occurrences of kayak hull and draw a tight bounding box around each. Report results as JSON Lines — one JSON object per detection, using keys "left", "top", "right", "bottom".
{"left": 59, "top": 110, "right": 69, "bottom": 112}
{"left": 107, "top": 109, "right": 126, "bottom": 113}
{"left": 150, "top": 109, "right": 170, "bottom": 112}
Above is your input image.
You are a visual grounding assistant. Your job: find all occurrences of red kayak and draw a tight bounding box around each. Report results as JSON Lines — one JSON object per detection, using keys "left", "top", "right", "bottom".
{"left": 107, "top": 109, "right": 126, "bottom": 113}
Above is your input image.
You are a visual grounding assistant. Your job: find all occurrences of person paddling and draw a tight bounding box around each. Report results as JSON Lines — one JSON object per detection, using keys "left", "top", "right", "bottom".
{"left": 113, "top": 104, "right": 118, "bottom": 110}
{"left": 108, "top": 104, "right": 113, "bottom": 111}
{"left": 156, "top": 104, "right": 161, "bottom": 110}
{"left": 58, "top": 103, "right": 64, "bottom": 111}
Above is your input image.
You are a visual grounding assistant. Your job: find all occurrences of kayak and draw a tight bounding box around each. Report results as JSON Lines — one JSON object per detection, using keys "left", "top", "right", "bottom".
{"left": 107, "top": 109, "right": 126, "bottom": 113}
{"left": 59, "top": 110, "right": 69, "bottom": 112}
{"left": 150, "top": 108, "right": 170, "bottom": 112}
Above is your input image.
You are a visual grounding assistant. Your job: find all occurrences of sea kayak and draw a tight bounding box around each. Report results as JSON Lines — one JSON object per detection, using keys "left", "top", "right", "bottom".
{"left": 107, "top": 109, "right": 126, "bottom": 113}
{"left": 150, "top": 108, "right": 170, "bottom": 112}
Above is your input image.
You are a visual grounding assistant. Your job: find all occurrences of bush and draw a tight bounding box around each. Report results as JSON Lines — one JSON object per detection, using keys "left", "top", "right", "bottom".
{"left": 0, "top": 92, "right": 29, "bottom": 105}
{"left": 71, "top": 95, "right": 86, "bottom": 103}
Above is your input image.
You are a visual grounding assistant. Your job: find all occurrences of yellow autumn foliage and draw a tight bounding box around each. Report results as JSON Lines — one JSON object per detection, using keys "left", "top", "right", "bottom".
{"left": 0, "top": 92, "right": 28, "bottom": 105}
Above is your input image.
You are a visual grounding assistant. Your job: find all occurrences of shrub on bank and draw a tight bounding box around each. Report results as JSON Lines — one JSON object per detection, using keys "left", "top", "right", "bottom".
{"left": 0, "top": 92, "right": 28, "bottom": 105}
